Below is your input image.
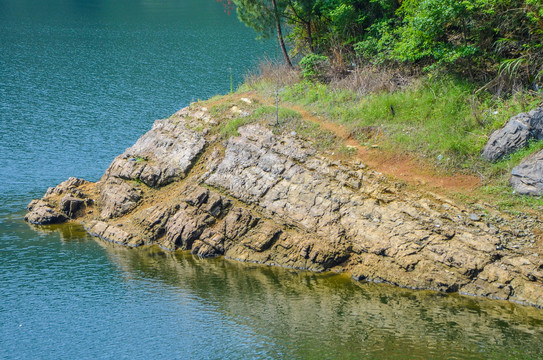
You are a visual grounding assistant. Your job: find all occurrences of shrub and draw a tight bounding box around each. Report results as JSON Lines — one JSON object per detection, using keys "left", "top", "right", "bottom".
{"left": 299, "top": 54, "right": 330, "bottom": 81}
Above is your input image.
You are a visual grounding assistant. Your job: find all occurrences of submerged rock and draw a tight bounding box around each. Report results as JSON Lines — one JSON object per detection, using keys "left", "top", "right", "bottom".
{"left": 25, "top": 102, "right": 543, "bottom": 308}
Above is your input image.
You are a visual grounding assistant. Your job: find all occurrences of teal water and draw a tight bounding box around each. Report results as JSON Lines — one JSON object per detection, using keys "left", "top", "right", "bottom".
{"left": 1, "top": 1, "right": 543, "bottom": 359}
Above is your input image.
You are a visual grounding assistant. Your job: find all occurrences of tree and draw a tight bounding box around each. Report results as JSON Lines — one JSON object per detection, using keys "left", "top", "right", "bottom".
{"left": 219, "top": 0, "right": 293, "bottom": 67}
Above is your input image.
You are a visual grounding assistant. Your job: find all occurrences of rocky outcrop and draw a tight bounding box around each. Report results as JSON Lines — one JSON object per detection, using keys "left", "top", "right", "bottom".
{"left": 24, "top": 177, "right": 90, "bottom": 224}
{"left": 482, "top": 107, "right": 543, "bottom": 195}
{"left": 25, "top": 101, "right": 543, "bottom": 308}
{"left": 482, "top": 107, "right": 543, "bottom": 162}
{"left": 104, "top": 117, "right": 206, "bottom": 187}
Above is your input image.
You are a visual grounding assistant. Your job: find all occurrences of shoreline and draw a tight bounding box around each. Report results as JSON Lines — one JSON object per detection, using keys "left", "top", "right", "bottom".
{"left": 25, "top": 94, "right": 543, "bottom": 308}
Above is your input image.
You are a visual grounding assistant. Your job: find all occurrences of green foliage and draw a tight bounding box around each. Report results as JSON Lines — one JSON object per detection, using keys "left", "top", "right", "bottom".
{"left": 299, "top": 53, "right": 329, "bottom": 81}
{"left": 354, "top": 19, "right": 397, "bottom": 64}
{"left": 231, "top": 0, "right": 543, "bottom": 88}
{"left": 231, "top": 0, "right": 282, "bottom": 39}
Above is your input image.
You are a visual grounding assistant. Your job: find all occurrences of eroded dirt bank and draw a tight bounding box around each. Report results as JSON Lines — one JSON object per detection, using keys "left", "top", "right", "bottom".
{"left": 25, "top": 97, "right": 543, "bottom": 307}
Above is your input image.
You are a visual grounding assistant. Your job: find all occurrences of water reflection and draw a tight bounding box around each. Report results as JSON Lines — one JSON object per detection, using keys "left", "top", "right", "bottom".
{"left": 26, "top": 222, "right": 91, "bottom": 242}
{"left": 89, "top": 234, "right": 543, "bottom": 360}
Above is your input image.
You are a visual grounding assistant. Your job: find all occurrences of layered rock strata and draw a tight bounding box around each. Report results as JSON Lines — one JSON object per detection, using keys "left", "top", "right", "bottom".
{"left": 26, "top": 101, "right": 543, "bottom": 308}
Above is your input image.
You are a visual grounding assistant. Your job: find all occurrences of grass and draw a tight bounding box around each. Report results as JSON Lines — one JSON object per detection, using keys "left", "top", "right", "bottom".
{"left": 219, "top": 105, "right": 302, "bottom": 139}
{"left": 241, "top": 65, "right": 543, "bottom": 213}
{"left": 276, "top": 116, "right": 342, "bottom": 152}
{"left": 220, "top": 116, "right": 255, "bottom": 138}
{"left": 476, "top": 140, "right": 543, "bottom": 212}
{"left": 489, "top": 140, "right": 543, "bottom": 177}
{"left": 278, "top": 77, "right": 542, "bottom": 171}
{"left": 133, "top": 177, "right": 144, "bottom": 186}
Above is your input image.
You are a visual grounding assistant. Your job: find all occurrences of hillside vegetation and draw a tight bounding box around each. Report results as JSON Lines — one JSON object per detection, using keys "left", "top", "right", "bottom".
{"left": 224, "top": 0, "right": 543, "bottom": 93}
{"left": 216, "top": 0, "right": 543, "bottom": 211}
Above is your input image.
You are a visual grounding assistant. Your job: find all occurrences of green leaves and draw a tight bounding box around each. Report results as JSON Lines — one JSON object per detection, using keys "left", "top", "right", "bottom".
{"left": 299, "top": 53, "right": 329, "bottom": 80}
{"left": 233, "top": 0, "right": 542, "bottom": 88}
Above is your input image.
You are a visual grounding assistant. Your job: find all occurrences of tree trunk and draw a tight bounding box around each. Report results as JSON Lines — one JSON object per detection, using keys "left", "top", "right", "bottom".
{"left": 306, "top": 20, "right": 314, "bottom": 53}
{"left": 271, "top": 0, "right": 293, "bottom": 68}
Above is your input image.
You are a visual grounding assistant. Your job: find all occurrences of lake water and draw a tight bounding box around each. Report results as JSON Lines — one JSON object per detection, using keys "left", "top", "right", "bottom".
{"left": 1, "top": 1, "right": 543, "bottom": 359}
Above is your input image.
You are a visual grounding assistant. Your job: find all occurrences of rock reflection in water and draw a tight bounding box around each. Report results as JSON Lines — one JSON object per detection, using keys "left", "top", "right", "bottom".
{"left": 27, "top": 222, "right": 91, "bottom": 243}
{"left": 95, "top": 238, "right": 543, "bottom": 360}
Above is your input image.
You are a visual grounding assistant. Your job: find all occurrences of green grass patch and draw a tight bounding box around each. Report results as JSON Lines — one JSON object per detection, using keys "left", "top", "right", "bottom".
{"left": 276, "top": 117, "right": 341, "bottom": 152}
{"left": 209, "top": 103, "right": 231, "bottom": 118}
{"left": 481, "top": 183, "right": 543, "bottom": 212}
{"left": 252, "top": 105, "right": 302, "bottom": 122}
{"left": 219, "top": 105, "right": 302, "bottom": 139}
{"left": 279, "top": 76, "right": 542, "bottom": 170}
{"left": 220, "top": 117, "right": 254, "bottom": 138}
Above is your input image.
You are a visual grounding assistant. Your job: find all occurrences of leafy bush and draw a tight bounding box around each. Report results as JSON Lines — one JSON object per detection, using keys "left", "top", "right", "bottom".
{"left": 299, "top": 54, "right": 329, "bottom": 81}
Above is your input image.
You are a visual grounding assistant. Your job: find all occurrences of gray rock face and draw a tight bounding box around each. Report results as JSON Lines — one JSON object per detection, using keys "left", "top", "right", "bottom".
{"left": 104, "top": 118, "right": 206, "bottom": 187}
{"left": 510, "top": 149, "right": 543, "bottom": 195}
{"left": 206, "top": 125, "right": 316, "bottom": 203}
{"left": 482, "top": 108, "right": 543, "bottom": 162}
{"left": 45, "top": 177, "right": 89, "bottom": 197}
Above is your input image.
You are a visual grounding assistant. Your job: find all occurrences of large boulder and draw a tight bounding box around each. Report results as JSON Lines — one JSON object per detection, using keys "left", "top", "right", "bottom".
{"left": 60, "top": 196, "right": 85, "bottom": 218}
{"left": 510, "top": 149, "right": 543, "bottom": 195}
{"left": 24, "top": 200, "right": 68, "bottom": 225}
{"left": 482, "top": 107, "right": 543, "bottom": 162}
